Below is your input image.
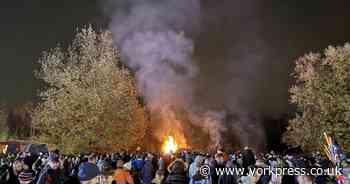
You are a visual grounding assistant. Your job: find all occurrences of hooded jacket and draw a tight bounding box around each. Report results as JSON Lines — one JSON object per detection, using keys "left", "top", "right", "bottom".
{"left": 165, "top": 159, "right": 188, "bottom": 184}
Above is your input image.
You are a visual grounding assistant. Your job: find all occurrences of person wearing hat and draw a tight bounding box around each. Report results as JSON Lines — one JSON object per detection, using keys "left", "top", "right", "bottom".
{"left": 113, "top": 159, "right": 134, "bottom": 184}
{"left": 78, "top": 154, "right": 100, "bottom": 184}
{"left": 36, "top": 153, "right": 63, "bottom": 184}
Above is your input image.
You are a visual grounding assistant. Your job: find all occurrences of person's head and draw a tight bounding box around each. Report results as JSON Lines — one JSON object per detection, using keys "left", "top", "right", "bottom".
{"left": 217, "top": 149, "right": 224, "bottom": 154}
{"left": 48, "top": 154, "right": 60, "bottom": 170}
{"left": 136, "top": 154, "right": 143, "bottom": 159}
{"left": 215, "top": 153, "right": 224, "bottom": 164}
{"left": 116, "top": 160, "right": 124, "bottom": 169}
{"left": 88, "top": 154, "right": 96, "bottom": 164}
{"left": 204, "top": 158, "right": 210, "bottom": 165}
{"left": 194, "top": 156, "right": 204, "bottom": 167}
{"left": 13, "top": 159, "right": 24, "bottom": 174}
{"left": 22, "top": 157, "right": 32, "bottom": 170}
{"left": 225, "top": 160, "right": 234, "bottom": 168}
{"left": 147, "top": 153, "right": 154, "bottom": 160}
{"left": 52, "top": 149, "right": 60, "bottom": 155}
{"left": 78, "top": 159, "right": 100, "bottom": 183}
{"left": 170, "top": 159, "right": 186, "bottom": 173}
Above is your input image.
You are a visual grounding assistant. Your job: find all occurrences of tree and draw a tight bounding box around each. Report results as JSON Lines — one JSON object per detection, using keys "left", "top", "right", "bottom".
{"left": 33, "top": 26, "right": 148, "bottom": 153}
{"left": 283, "top": 43, "right": 350, "bottom": 152}
{"left": 7, "top": 103, "right": 33, "bottom": 138}
{"left": 0, "top": 105, "right": 8, "bottom": 139}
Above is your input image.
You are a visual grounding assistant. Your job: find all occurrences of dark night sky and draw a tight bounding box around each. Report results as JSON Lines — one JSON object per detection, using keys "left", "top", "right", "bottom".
{"left": 1, "top": 0, "right": 350, "bottom": 116}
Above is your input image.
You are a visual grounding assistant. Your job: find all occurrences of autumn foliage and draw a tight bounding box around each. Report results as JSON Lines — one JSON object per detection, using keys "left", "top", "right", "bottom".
{"left": 32, "top": 26, "right": 148, "bottom": 153}
{"left": 283, "top": 43, "right": 350, "bottom": 152}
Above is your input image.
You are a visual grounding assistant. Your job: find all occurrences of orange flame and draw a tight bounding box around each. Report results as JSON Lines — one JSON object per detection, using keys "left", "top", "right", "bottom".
{"left": 162, "top": 136, "right": 178, "bottom": 154}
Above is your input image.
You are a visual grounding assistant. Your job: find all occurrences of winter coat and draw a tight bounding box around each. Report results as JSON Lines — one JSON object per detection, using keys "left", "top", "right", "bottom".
{"left": 191, "top": 179, "right": 208, "bottom": 184}
{"left": 18, "top": 169, "right": 35, "bottom": 184}
{"left": 281, "top": 160, "right": 298, "bottom": 184}
{"left": 0, "top": 165, "right": 20, "bottom": 184}
{"left": 239, "top": 176, "right": 252, "bottom": 184}
{"left": 113, "top": 169, "right": 134, "bottom": 184}
{"left": 209, "top": 160, "right": 225, "bottom": 184}
{"left": 242, "top": 149, "right": 256, "bottom": 169}
{"left": 97, "top": 159, "right": 108, "bottom": 174}
{"left": 314, "top": 175, "right": 328, "bottom": 184}
{"left": 281, "top": 175, "right": 298, "bottom": 184}
{"left": 158, "top": 159, "right": 166, "bottom": 172}
{"left": 165, "top": 160, "right": 188, "bottom": 184}
{"left": 218, "top": 174, "right": 238, "bottom": 184}
{"left": 256, "top": 173, "right": 271, "bottom": 184}
{"left": 189, "top": 156, "right": 204, "bottom": 183}
{"left": 132, "top": 159, "right": 145, "bottom": 171}
{"left": 165, "top": 171, "right": 187, "bottom": 184}
{"left": 142, "top": 160, "right": 154, "bottom": 184}
{"left": 78, "top": 162, "right": 100, "bottom": 182}
{"left": 36, "top": 167, "right": 63, "bottom": 184}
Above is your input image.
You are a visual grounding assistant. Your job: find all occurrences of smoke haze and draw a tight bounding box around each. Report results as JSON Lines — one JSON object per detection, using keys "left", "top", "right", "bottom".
{"left": 107, "top": 0, "right": 200, "bottom": 147}
{"left": 105, "top": 0, "right": 297, "bottom": 150}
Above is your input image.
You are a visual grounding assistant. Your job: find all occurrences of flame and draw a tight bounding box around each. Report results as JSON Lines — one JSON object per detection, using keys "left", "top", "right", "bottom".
{"left": 162, "top": 136, "right": 178, "bottom": 154}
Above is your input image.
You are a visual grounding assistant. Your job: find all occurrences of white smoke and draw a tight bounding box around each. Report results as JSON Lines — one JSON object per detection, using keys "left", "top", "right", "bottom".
{"left": 189, "top": 111, "right": 227, "bottom": 146}
{"left": 105, "top": 0, "right": 266, "bottom": 149}
{"left": 107, "top": 0, "right": 201, "bottom": 145}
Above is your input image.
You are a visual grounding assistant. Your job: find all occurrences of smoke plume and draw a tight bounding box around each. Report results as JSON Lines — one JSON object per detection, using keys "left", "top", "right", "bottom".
{"left": 107, "top": 0, "right": 200, "bottom": 147}
{"left": 105, "top": 0, "right": 270, "bottom": 150}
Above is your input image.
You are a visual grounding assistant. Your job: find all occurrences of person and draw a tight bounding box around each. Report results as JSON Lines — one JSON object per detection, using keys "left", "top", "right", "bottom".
{"left": 189, "top": 155, "right": 208, "bottom": 184}
{"left": 152, "top": 170, "right": 165, "bottom": 184}
{"left": 314, "top": 157, "right": 333, "bottom": 184}
{"left": 78, "top": 154, "right": 100, "bottom": 183}
{"left": 281, "top": 155, "right": 298, "bottom": 184}
{"left": 141, "top": 153, "right": 154, "bottom": 184}
{"left": 165, "top": 156, "right": 188, "bottom": 184}
{"left": 113, "top": 160, "right": 134, "bottom": 184}
{"left": 62, "top": 157, "right": 72, "bottom": 177}
{"left": 32, "top": 155, "right": 44, "bottom": 179}
{"left": 6, "top": 158, "right": 23, "bottom": 184}
{"left": 241, "top": 146, "right": 256, "bottom": 174}
{"left": 210, "top": 153, "right": 226, "bottom": 184}
{"left": 218, "top": 161, "right": 238, "bottom": 184}
{"left": 18, "top": 157, "right": 35, "bottom": 184}
{"left": 132, "top": 154, "right": 145, "bottom": 172}
{"left": 131, "top": 154, "right": 145, "bottom": 184}
{"left": 36, "top": 154, "right": 63, "bottom": 184}
{"left": 188, "top": 156, "right": 204, "bottom": 184}
{"left": 158, "top": 156, "right": 166, "bottom": 172}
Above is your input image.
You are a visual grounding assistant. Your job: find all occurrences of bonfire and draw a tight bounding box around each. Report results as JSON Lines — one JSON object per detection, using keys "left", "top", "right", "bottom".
{"left": 162, "top": 136, "right": 178, "bottom": 154}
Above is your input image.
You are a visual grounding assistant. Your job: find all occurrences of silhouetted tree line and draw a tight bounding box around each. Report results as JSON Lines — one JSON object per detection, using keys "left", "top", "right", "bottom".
{"left": 0, "top": 103, "right": 33, "bottom": 139}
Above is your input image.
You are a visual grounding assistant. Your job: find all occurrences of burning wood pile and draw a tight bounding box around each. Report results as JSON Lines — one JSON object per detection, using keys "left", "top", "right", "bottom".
{"left": 162, "top": 136, "right": 178, "bottom": 154}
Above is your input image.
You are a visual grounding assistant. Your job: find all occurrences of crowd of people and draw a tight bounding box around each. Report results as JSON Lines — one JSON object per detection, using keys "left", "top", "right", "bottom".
{"left": 0, "top": 146, "right": 346, "bottom": 184}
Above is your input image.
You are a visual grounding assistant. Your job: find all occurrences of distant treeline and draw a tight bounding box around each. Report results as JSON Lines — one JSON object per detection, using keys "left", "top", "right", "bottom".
{"left": 0, "top": 103, "right": 33, "bottom": 139}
